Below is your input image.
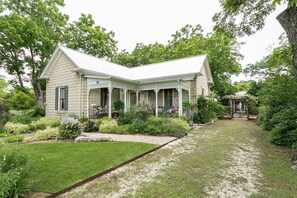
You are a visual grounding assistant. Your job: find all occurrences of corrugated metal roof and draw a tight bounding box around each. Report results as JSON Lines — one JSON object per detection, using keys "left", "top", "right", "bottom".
{"left": 130, "top": 55, "right": 207, "bottom": 81}
{"left": 49, "top": 46, "right": 208, "bottom": 82}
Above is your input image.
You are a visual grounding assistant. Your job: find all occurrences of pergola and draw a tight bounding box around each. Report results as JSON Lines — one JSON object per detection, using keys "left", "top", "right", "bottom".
{"left": 228, "top": 91, "right": 250, "bottom": 120}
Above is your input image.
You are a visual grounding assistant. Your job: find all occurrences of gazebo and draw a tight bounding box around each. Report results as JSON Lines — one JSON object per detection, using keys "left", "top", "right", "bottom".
{"left": 228, "top": 91, "right": 250, "bottom": 120}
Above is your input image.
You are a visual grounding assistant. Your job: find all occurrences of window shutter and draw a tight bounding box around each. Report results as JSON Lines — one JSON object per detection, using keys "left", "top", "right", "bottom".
{"left": 55, "top": 87, "right": 58, "bottom": 110}
{"left": 64, "top": 86, "right": 68, "bottom": 110}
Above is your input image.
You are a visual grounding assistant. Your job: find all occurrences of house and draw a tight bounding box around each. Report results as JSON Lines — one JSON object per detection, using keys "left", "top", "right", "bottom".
{"left": 40, "top": 46, "right": 213, "bottom": 118}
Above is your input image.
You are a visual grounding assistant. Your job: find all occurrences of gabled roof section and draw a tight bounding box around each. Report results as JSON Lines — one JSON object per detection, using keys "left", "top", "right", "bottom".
{"left": 40, "top": 46, "right": 212, "bottom": 83}
{"left": 130, "top": 55, "right": 207, "bottom": 82}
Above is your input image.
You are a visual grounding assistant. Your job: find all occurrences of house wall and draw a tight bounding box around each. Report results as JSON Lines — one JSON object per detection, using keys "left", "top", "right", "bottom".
{"left": 89, "top": 89, "right": 100, "bottom": 107}
{"left": 196, "top": 64, "right": 210, "bottom": 97}
{"left": 46, "top": 53, "right": 80, "bottom": 118}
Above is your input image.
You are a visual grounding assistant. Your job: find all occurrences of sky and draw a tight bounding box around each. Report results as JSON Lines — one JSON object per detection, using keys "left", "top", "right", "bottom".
{"left": 0, "top": 0, "right": 286, "bottom": 82}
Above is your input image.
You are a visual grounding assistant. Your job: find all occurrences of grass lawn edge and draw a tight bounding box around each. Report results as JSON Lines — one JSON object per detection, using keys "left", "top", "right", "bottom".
{"left": 46, "top": 137, "right": 181, "bottom": 198}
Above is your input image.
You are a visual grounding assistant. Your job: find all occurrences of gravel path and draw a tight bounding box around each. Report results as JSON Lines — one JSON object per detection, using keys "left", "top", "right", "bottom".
{"left": 83, "top": 132, "right": 176, "bottom": 145}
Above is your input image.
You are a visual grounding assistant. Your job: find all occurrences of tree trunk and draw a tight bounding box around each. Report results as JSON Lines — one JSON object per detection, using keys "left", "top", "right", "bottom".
{"left": 276, "top": 7, "right": 297, "bottom": 82}
{"left": 33, "top": 80, "right": 45, "bottom": 110}
{"left": 277, "top": 8, "right": 297, "bottom": 161}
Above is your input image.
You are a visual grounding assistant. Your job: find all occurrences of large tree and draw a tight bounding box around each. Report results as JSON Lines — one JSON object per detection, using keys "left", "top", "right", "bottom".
{"left": 0, "top": 0, "right": 68, "bottom": 109}
{"left": 0, "top": 0, "right": 118, "bottom": 110}
{"left": 63, "top": 14, "right": 117, "bottom": 59}
{"left": 213, "top": 0, "right": 297, "bottom": 82}
{"left": 114, "top": 25, "right": 242, "bottom": 98}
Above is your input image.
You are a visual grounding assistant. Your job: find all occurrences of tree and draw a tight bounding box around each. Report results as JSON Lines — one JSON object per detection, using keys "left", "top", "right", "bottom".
{"left": 114, "top": 25, "right": 242, "bottom": 98}
{"left": 0, "top": 0, "right": 68, "bottom": 109}
{"left": 0, "top": 77, "right": 8, "bottom": 101}
{"left": 63, "top": 14, "right": 117, "bottom": 59}
{"left": 9, "top": 91, "right": 35, "bottom": 110}
{"left": 213, "top": 0, "right": 297, "bottom": 82}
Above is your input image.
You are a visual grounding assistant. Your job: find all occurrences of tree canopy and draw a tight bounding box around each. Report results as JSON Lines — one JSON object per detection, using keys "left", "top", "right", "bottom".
{"left": 114, "top": 25, "right": 242, "bottom": 98}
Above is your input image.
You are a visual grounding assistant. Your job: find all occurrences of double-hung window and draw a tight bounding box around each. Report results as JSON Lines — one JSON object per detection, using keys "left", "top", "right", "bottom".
{"left": 55, "top": 86, "right": 68, "bottom": 110}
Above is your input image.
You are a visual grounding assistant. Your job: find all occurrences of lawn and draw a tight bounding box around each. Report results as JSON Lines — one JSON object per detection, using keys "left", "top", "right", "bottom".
{"left": 64, "top": 120, "right": 297, "bottom": 197}
{"left": 1, "top": 141, "right": 156, "bottom": 193}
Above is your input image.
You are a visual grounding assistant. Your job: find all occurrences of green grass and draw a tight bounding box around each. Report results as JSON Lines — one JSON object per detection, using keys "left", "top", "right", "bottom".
{"left": 76, "top": 120, "right": 297, "bottom": 197}
{"left": 2, "top": 141, "right": 156, "bottom": 193}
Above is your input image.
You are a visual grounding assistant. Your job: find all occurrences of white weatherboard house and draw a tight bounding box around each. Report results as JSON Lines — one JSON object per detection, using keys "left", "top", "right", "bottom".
{"left": 40, "top": 46, "right": 213, "bottom": 118}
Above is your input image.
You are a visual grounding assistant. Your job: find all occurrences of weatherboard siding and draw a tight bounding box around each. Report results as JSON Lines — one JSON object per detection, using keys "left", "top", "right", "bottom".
{"left": 46, "top": 53, "right": 80, "bottom": 118}
{"left": 196, "top": 64, "right": 210, "bottom": 97}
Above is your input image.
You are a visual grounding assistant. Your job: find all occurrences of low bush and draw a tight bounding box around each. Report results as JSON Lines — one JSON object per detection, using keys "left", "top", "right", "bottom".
{"left": 99, "top": 119, "right": 118, "bottom": 133}
{"left": 59, "top": 121, "right": 82, "bottom": 140}
{"left": 127, "top": 122, "right": 147, "bottom": 134}
{"left": 30, "top": 107, "right": 45, "bottom": 117}
{"left": 29, "top": 117, "right": 60, "bottom": 131}
{"left": 2, "top": 135, "right": 25, "bottom": 144}
{"left": 168, "top": 118, "right": 191, "bottom": 133}
{"left": 117, "top": 110, "right": 134, "bottom": 125}
{"left": 145, "top": 117, "right": 168, "bottom": 135}
{"left": 35, "top": 126, "right": 60, "bottom": 140}
{"left": 83, "top": 120, "right": 98, "bottom": 132}
{"left": 96, "top": 117, "right": 113, "bottom": 128}
{"left": 114, "top": 125, "right": 129, "bottom": 134}
{"left": 9, "top": 115, "right": 34, "bottom": 125}
{"left": 3, "top": 122, "right": 30, "bottom": 134}
{"left": 78, "top": 116, "right": 89, "bottom": 123}
{"left": 0, "top": 150, "right": 29, "bottom": 197}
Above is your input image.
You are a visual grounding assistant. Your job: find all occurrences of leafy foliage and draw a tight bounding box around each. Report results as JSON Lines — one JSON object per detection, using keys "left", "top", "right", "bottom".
{"left": 0, "top": 100, "right": 10, "bottom": 127}
{"left": 0, "top": 150, "right": 29, "bottom": 197}
{"left": 99, "top": 119, "right": 118, "bottom": 133}
{"left": 193, "top": 96, "right": 217, "bottom": 124}
{"left": 63, "top": 14, "right": 117, "bottom": 59}
{"left": 113, "top": 25, "right": 242, "bottom": 98}
{"left": 3, "top": 122, "right": 30, "bottom": 134}
{"left": 29, "top": 117, "right": 60, "bottom": 131}
{"left": 2, "top": 135, "right": 25, "bottom": 144}
{"left": 9, "top": 92, "right": 35, "bottom": 110}
{"left": 82, "top": 119, "right": 98, "bottom": 132}
{"left": 35, "top": 126, "right": 59, "bottom": 140}
{"left": 59, "top": 121, "right": 82, "bottom": 140}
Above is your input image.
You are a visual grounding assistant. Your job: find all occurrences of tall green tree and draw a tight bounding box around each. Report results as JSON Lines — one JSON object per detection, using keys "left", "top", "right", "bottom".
{"left": 0, "top": 0, "right": 68, "bottom": 109}
{"left": 64, "top": 14, "right": 117, "bottom": 59}
{"left": 114, "top": 25, "right": 242, "bottom": 98}
{"left": 213, "top": 0, "right": 297, "bottom": 82}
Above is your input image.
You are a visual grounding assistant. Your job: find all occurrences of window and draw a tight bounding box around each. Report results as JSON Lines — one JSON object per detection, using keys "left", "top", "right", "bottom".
{"left": 55, "top": 86, "right": 68, "bottom": 110}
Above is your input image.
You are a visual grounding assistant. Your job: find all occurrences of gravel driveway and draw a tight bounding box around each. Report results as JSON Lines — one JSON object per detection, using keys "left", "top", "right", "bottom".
{"left": 83, "top": 132, "right": 176, "bottom": 145}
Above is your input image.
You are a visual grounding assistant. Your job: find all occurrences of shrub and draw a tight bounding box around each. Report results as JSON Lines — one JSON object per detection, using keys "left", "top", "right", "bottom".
{"left": 145, "top": 117, "right": 168, "bottom": 135}
{"left": 59, "top": 121, "right": 82, "bottom": 140}
{"left": 0, "top": 101, "right": 10, "bottom": 127}
{"left": 3, "top": 122, "right": 30, "bottom": 134}
{"left": 78, "top": 116, "right": 89, "bottom": 123}
{"left": 268, "top": 107, "right": 297, "bottom": 146}
{"left": 35, "top": 126, "right": 59, "bottom": 140}
{"left": 127, "top": 122, "right": 147, "bottom": 134}
{"left": 9, "top": 91, "right": 35, "bottom": 110}
{"left": 133, "top": 104, "right": 153, "bottom": 122}
{"left": 169, "top": 118, "right": 191, "bottom": 133}
{"left": 193, "top": 96, "right": 216, "bottom": 124}
{"left": 2, "top": 135, "right": 25, "bottom": 144}
{"left": 29, "top": 117, "right": 60, "bottom": 131}
{"left": 9, "top": 115, "right": 34, "bottom": 125}
{"left": 117, "top": 110, "right": 135, "bottom": 125}
{"left": 0, "top": 150, "right": 29, "bottom": 197}
{"left": 82, "top": 120, "right": 98, "bottom": 132}
{"left": 96, "top": 117, "right": 113, "bottom": 128}
{"left": 99, "top": 119, "right": 118, "bottom": 133}
{"left": 114, "top": 125, "right": 129, "bottom": 134}
{"left": 114, "top": 100, "right": 124, "bottom": 111}
{"left": 30, "top": 107, "right": 45, "bottom": 117}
